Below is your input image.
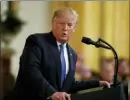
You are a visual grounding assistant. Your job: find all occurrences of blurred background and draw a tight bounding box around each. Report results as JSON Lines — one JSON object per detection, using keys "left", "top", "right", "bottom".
{"left": 0, "top": 1, "right": 130, "bottom": 99}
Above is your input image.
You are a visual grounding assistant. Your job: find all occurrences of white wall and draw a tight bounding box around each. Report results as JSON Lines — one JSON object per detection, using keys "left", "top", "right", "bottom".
{"left": 1, "top": 1, "right": 8, "bottom": 21}
{"left": 10, "top": 1, "right": 52, "bottom": 78}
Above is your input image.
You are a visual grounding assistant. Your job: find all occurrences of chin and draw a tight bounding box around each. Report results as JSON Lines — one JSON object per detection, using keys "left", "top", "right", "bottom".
{"left": 61, "top": 40, "right": 68, "bottom": 43}
{"left": 60, "top": 38, "right": 68, "bottom": 43}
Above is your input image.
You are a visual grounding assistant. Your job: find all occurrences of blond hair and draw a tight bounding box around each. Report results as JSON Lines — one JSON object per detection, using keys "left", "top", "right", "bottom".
{"left": 52, "top": 7, "right": 79, "bottom": 21}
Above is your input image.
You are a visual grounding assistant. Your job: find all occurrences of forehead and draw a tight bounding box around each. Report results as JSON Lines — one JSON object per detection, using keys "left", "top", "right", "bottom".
{"left": 54, "top": 11, "right": 77, "bottom": 23}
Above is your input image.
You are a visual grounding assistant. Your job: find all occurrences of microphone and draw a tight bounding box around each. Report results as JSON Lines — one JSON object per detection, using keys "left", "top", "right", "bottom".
{"left": 81, "top": 37, "right": 111, "bottom": 50}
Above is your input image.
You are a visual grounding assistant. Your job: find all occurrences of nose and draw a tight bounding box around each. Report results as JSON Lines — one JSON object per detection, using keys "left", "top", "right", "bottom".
{"left": 63, "top": 24, "right": 68, "bottom": 30}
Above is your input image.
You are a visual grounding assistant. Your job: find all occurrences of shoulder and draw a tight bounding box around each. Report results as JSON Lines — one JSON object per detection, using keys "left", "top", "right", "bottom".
{"left": 25, "top": 32, "right": 51, "bottom": 45}
{"left": 68, "top": 44, "right": 76, "bottom": 54}
{"left": 26, "top": 32, "right": 50, "bottom": 41}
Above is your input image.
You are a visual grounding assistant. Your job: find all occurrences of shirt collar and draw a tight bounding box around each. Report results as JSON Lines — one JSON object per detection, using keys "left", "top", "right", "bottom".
{"left": 57, "top": 41, "right": 67, "bottom": 48}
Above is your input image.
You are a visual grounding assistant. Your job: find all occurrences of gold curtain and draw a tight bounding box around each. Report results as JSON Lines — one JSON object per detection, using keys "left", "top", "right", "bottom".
{"left": 51, "top": 1, "right": 130, "bottom": 72}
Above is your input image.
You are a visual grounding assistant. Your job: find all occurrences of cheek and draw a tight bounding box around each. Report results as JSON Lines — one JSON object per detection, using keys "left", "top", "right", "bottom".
{"left": 54, "top": 23, "right": 61, "bottom": 30}
{"left": 68, "top": 31, "right": 74, "bottom": 37}
{"left": 68, "top": 28, "right": 74, "bottom": 32}
{"left": 54, "top": 24, "right": 59, "bottom": 29}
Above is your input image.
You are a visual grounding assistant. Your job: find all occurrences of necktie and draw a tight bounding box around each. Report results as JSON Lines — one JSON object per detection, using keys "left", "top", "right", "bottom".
{"left": 60, "top": 44, "right": 66, "bottom": 88}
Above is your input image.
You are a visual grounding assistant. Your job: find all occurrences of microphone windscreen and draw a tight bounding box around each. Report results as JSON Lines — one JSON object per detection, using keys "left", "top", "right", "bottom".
{"left": 81, "top": 37, "right": 92, "bottom": 44}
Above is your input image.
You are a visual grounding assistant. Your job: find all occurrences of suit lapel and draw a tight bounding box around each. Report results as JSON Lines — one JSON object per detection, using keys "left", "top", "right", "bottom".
{"left": 62, "top": 44, "right": 75, "bottom": 91}
{"left": 52, "top": 46, "right": 61, "bottom": 88}
{"left": 47, "top": 32, "right": 62, "bottom": 88}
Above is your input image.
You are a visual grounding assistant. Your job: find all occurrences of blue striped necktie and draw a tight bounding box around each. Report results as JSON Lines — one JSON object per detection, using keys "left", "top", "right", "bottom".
{"left": 60, "top": 44, "right": 66, "bottom": 88}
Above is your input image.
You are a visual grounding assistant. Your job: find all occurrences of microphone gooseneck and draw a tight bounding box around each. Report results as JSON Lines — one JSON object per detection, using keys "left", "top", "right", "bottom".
{"left": 81, "top": 37, "right": 111, "bottom": 50}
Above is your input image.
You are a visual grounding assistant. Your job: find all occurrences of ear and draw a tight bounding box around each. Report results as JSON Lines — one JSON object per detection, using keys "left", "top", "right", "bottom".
{"left": 72, "top": 21, "right": 78, "bottom": 32}
{"left": 72, "top": 25, "right": 76, "bottom": 32}
{"left": 73, "top": 29, "right": 75, "bottom": 32}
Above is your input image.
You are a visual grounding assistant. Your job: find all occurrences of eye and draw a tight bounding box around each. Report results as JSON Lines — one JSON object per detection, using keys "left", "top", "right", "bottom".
{"left": 68, "top": 23, "right": 75, "bottom": 27}
{"left": 59, "top": 22, "right": 65, "bottom": 25}
{"left": 68, "top": 23, "right": 72, "bottom": 26}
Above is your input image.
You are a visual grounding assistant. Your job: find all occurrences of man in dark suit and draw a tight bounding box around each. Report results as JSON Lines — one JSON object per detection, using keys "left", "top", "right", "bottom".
{"left": 5, "top": 7, "right": 110, "bottom": 100}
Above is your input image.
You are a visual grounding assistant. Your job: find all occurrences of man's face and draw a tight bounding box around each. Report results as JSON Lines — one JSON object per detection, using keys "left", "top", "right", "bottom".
{"left": 52, "top": 12, "right": 77, "bottom": 43}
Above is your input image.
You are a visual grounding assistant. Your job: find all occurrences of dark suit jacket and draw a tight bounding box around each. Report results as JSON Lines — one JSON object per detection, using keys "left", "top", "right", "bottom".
{"left": 5, "top": 32, "right": 99, "bottom": 100}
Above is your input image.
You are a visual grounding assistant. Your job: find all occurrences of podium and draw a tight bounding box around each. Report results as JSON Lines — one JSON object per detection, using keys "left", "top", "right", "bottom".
{"left": 71, "top": 84, "right": 126, "bottom": 100}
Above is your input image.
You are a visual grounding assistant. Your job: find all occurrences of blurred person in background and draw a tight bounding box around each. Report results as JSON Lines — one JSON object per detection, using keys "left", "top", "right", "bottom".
{"left": 118, "top": 58, "right": 130, "bottom": 83}
{"left": 75, "top": 53, "right": 92, "bottom": 80}
{"left": 80, "top": 67, "right": 92, "bottom": 80}
{"left": 75, "top": 53, "right": 84, "bottom": 80}
{"left": 100, "top": 59, "right": 114, "bottom": 84}
{"left": 118, "top": 58, "right": 130, "bottom": 100}
{"left": 4, "top": 7, "right": 110, "bottom": 100}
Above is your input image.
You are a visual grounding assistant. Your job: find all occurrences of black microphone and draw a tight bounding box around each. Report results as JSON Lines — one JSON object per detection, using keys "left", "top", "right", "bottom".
{"left": 81, "top": 37, "right": 111, "bottom": 50}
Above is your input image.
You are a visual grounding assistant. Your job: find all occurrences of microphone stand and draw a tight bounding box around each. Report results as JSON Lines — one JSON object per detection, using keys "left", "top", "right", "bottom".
{"left": 71, "top": 38, "right": 126, "bottom": 100}
{"left": 97, "top": 38, "right": 118, "bottom": 87}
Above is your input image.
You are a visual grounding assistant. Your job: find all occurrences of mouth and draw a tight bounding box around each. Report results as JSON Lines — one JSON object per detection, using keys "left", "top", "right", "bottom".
{"left": 60, "top": 34, "right": 68, "bottom": 39}
{"left": 61, "top": 32, "right": 67, "bottom": 36}
{"left": 61, "top": 35, "right": 67, "bottom": 38}
{"left": 63, "top": 32, "right": 67, "bottom": 35}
